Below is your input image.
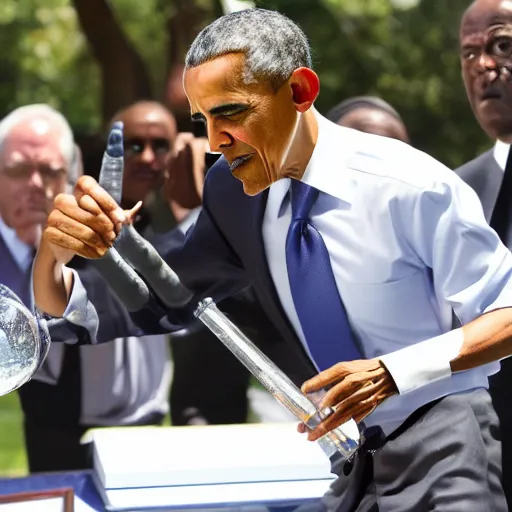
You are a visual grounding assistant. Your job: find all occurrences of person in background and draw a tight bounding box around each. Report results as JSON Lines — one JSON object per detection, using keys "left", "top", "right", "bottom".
{"left": 0, "top": 104, "right": 78, "bottom": 472}
{"left": 109, "top": 100, "right": 178, "bottom": 233}
{"left": 326, "top": 95, "right": 410, "bottom": 143}
{"left": 0, "top": 105, "right": 70, "bottom": 255}
{"left": 456, "top": 0, "right": 512, "bottom": 504}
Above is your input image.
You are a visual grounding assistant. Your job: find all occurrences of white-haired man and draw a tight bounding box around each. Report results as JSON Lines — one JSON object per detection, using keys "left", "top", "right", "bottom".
{"left": 0, "top": 104, "right": 88, "bottom": 472}
{"left": 0, "top": 104, "right": 71, "bottom": 308}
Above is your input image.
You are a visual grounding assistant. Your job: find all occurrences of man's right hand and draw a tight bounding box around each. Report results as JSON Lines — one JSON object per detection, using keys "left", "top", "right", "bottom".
{"left": 44, "top": 175, "right": 129, "bottom": 262}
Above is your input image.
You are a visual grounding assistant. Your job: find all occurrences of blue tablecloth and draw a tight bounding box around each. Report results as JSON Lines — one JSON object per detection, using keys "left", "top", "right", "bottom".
{"left": 0, "top": 470, "right": 104, "bottom": 510}
{"left": 0, "top": 471, "right": 323, "bottom": 511}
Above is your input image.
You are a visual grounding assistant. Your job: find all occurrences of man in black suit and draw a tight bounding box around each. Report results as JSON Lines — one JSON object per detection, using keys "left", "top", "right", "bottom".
{"left": 457, "top": 0, "right": 512, "bottom": 505}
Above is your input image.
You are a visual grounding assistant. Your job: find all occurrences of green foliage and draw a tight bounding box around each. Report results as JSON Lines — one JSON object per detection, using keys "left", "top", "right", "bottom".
{"left": 0, "top": 0, "right": 491, "bottom": 168}
{"left": 0, "top": 393, "right": 27, "bottom": 476}
{"left": 0, "top": 0, "right": 101, "bottom": 132}
{"left": 382, "top": 0, "right": 489, "bottom": 167}
{"left": 110, "top": 0, "right": 169, "bottom": 95}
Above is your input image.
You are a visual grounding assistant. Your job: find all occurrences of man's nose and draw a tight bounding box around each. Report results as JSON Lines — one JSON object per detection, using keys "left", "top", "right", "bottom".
{"left": 140, "top": 145, "right": 156, "bottom": 164}
{"left": 28, "top": 169, "right": 44, "bottom": 188}
{"left": 206, "top": 121, "right": 233, "bottom": 152}
{"left": 477, "top": 52, "right": 498, "bottom": 72}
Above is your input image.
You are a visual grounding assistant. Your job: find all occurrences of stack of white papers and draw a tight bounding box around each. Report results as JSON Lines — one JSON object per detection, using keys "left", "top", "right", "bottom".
{"left": 91, "top": 423, "right": 335, "bottom": 511}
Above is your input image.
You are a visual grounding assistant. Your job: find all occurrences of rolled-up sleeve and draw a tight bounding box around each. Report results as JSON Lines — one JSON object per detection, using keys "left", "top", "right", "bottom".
{"left": 380, "top": 164, "right": 512, "bottom": 394}
{"left": 409, "top": 170, "right": 512, "bottom": 322}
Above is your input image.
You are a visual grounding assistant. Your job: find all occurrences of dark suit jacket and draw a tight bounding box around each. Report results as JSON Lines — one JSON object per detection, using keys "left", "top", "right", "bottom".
{"left": 455, "top": 149, "right": 502, "bottom": 223}
{"left": 67, "top": 158, "right": 317, "bottom": 387}
{"left": 0, "top": 233, "right": 32, "bottom": 308}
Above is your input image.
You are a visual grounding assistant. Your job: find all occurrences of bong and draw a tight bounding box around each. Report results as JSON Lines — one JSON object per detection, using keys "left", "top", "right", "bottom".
{"left": 0, "top": 285, "right": 50, "bottom": 396}
{"left": 194, "top": 298, "right": 360, "bottom": 473}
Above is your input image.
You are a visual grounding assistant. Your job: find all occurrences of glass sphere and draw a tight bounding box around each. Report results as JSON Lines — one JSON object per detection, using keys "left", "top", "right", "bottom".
{"left": 0, "top": 285, "right": 40, "bottom": 396}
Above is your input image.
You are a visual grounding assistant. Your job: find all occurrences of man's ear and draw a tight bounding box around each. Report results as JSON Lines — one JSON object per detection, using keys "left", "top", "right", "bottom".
{"left": 289, "top": 68, "right": 320, "bottom": 113}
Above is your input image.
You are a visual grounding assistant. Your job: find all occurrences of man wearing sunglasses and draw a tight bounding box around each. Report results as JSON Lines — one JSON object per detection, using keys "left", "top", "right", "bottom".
{"left": 116, "top": 102, "right": 175, "bottom": 207}
{"left": 0, "top": 105, "right": 69, "bottom": 250}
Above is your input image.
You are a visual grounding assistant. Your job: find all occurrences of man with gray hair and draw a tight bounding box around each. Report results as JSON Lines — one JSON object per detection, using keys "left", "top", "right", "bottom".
{"left": 34, "top": 8, "right": 512, "bottom": 509}
{"left": 0, "top": 104, "right": 76, "bottom": 470}
{"left": 0, "top": 104, "right": 72, "bottom": 249}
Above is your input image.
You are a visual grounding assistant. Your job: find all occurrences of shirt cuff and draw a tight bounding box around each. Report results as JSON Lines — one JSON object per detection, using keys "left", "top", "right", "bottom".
{"left": 62, "top": 269, "right": 100, "bottom": 343}
{"left": 379, "top": 328, "right": 464, "bottom": 395}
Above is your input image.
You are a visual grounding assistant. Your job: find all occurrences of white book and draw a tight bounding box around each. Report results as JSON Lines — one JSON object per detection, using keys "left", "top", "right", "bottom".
{"left": 91, "top": 423, "right": 335, "bottom": 510}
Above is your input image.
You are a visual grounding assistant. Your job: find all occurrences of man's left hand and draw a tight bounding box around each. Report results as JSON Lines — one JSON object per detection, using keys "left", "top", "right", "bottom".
{"left": 299, "top": 359, "right": 398, "bottom": 441}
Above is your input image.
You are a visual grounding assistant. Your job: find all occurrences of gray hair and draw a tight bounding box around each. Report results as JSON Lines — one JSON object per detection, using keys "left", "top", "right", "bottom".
{"left": 0, "top": 104, "right": 75, "bottom": 171}
{"left": 185, "top": 8, "right": 312, "bottom": 90}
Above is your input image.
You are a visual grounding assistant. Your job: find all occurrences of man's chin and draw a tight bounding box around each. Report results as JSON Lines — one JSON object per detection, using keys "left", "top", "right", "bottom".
{"left": 478, "top": 114, "right": 512, "bottom": 141}
{"left": 11, "top": 211, "right": 47, "bottom": 229}
{"left": 242, "top": 182, "right": 269, "bottom": 196}
{"left": 17, "top": 228, "right": 41, "bottom": 246}
{"left": 231, "top": 163, "right": 271, "bottom": 196}
{"left": 231, "top": 174, "right": 269, "bottom": 196}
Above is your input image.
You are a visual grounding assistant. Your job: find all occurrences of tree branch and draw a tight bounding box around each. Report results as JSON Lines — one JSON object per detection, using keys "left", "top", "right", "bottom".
{"left": 72, "top": 0, "right": 153, "bottom": 125}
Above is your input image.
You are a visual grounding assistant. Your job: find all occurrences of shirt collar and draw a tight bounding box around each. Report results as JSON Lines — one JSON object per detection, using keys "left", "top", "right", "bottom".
{"left": 266, "top": 110, "right": 358, "bottom": 209}
{"left": 494, "top": 139, "right": 510, "bottom": 172}
{"left": 0, "top": 216, "right": 33, "bottom": 271}
{"left": 299, "top": 110, "right": 357, "bottom": 204}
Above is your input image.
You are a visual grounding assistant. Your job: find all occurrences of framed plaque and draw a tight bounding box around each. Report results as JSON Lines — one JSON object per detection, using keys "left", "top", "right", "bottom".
{"left": 0, "top": 488, "right": 74, "bottom": 511}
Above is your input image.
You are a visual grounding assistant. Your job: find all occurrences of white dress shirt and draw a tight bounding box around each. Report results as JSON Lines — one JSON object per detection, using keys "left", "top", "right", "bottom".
{"left": 263, "top": 112, "right": 512, "bottom": 435}
{"left": 494, "top": 139, "right": 510, "bottom": 171}
{"left": 0, "top": 216, "right": 32, "bottom": 272}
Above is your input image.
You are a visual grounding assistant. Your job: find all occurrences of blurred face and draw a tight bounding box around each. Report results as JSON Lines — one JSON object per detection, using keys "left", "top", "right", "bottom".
{"left": 120, "top": 105, "right": 177, "bottom": 207}
{"left": 460, "top": 0, "right": 512, "bottom": 141}
{"left": 184, "top": 53, "right": 304, "bottom": 195}
{"left": 0, "top": 120, "right": 67, "bottom": 234}
{"left": 337, "top": 108, "right": 409, "bottom": 143}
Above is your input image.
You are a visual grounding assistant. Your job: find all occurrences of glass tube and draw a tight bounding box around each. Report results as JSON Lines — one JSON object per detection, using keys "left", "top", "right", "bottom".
{"left": 194, "top": 298, "right": 360, "bottom": 463}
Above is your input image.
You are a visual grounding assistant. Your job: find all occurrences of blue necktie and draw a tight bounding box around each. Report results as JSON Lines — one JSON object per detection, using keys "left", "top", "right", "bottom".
{"left": 285, "top": 179, "right": 362, "bottom": 371}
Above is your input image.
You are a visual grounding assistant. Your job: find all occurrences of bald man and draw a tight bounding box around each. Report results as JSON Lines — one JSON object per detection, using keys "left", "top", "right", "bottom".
{"left": 112, "top": 101, "right": 177, "bottom": 209}
{"left": 456, "top": 0, "right": 512, "bottom": 503}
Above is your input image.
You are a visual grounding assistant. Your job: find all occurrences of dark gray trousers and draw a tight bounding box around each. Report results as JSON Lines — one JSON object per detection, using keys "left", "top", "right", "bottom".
{"left": 321, "top": 389, "right": 506, "bottom": 512}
